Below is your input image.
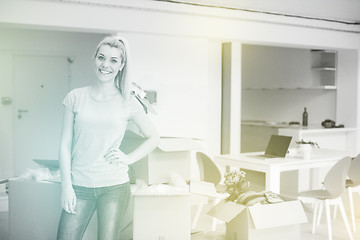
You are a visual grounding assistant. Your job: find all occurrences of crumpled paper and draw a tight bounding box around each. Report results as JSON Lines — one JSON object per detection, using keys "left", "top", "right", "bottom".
{"left": 16, "top": 167, "right": 60, "bottom": 182}
{"left": 134, "top": 171, "right": 189, "bottom": 194}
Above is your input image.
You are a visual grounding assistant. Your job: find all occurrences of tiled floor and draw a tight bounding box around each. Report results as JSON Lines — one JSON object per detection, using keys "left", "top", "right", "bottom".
{"left": 190, "top": 196, "right": 360, "bottom": 240}
{"left": 0, "top": 195, "right": 359, "bottom": 240}
{"left": 191, "top": 209, "right": 360, "bottom": 240}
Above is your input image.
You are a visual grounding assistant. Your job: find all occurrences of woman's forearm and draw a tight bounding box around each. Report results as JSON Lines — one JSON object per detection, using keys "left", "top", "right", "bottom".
{"left": 128, "top": 134, "right": 160, "bottom": 164}
{"left": 59, "top": 146, "right": 72, "bottom": 188}
{"left": 59, "top": 108, "right": 74, "bottom": 188}
{"left": 127, "top": 107, "right": 160, "bottom": 165}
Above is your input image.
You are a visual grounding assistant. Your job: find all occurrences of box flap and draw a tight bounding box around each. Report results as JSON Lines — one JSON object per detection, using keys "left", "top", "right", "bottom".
{"left": 157, "top": 138, "right": 202, "bottom": 152}
{"left": 207, "top": 200, "right": 247, "bottom": 223}
{"left": 33, "top": 159, "right": 59, "bottom": 170}
{"left": 122, "top": 130, "right": 202, "bottom": 152}
{"left": 248, "top": 200, "right": 308, "bottom": 229}
{"left": 189, "top": 180, "right": 218, "bottom": 198}
{"left": 133, "top": 184, "right": 189, "bottom": 196}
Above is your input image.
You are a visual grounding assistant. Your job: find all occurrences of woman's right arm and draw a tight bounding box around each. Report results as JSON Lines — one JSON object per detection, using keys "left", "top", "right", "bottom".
{"left": 59, "top": 107, "right": 76, "bottom": 214}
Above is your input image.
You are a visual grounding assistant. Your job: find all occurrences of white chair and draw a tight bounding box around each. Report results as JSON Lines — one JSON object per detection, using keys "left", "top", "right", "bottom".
{"left": 298, "top": 156, "right": 353, "bottom": 240}
{"left": 191, "top": 152, "right": 227, "bottom": 231}
{"left": 346, "top": 154, "right": 360, "bottom": 232}
{"left": 333, "top": 154, "right": 360, "bottom": 232}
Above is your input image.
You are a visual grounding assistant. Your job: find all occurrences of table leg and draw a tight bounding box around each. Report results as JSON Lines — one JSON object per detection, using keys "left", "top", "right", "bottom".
{"left": 266, "top": 166, "right": 281, "bottom": 193}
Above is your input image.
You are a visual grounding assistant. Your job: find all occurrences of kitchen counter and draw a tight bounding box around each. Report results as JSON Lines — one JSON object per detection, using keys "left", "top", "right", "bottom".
{"left": 279, "top": 126, "right": 357, "bottom": 154}
{"left": 241, "top": 120, "right": 357, "bottom": 153}
{"left": 242, "top": 120, "right": 357, "bottom": 132}
{"left": 242, "top": 120, "right": 302, "bottom": 129}
{"left": 280, "top": 126, "right": 357, "bottom": 133}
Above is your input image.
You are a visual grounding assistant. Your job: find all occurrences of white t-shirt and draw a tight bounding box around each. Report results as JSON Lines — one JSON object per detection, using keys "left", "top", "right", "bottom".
{"left": 63, "top": 86, "right": 144, "bottom": 187}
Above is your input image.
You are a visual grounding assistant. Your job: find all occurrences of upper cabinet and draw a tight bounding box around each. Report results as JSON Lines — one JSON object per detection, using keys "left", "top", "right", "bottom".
{"left": 311, "top": 50, "right": 337, "bottom": 89}
{"left": 242, "top": 45, "right": 338, "bottom": 90}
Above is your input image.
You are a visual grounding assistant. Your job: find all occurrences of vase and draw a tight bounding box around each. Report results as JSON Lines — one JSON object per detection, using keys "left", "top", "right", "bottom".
{"left": 298, "top": 144, "right": 312, "bottom": 160}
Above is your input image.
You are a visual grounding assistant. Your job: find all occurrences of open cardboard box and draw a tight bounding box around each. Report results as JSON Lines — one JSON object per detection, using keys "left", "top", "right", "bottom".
{"left": 132, "top": 187, "right": 190, "bottom": 240}
{"left": 120, "top": 130, "right": 202, "bottom": 185}
{"left": 189, "top": 180, "right": 219, "bottom": 198}
{"left": 208, "top": 196, "right": 308, "bottom": 240}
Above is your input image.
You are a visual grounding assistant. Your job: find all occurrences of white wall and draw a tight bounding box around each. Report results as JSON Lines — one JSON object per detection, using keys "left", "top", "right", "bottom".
{"left": 0, "top": 0, "right": 360, "bottom": 177}
{"left": 337, "top": 49, "right": 359, "bottom": 127}
{"left": 0, "top": 51, "right": 13, "bottom": 179}
{"left": 0, "top": 28, "right": 210, "bottom": 178}
{"left": 119, "top": 32, "right": 209, "bottom": 139}
{"left": 0, "top": 29, "right": 106, "bottom": 178}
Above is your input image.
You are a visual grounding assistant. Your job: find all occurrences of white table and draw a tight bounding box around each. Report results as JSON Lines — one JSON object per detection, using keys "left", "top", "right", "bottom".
{"left": 215, "top": 148, "right": 351, "bottom": 194}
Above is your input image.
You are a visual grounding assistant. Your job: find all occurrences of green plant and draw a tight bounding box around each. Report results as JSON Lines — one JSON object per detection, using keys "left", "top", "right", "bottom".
{"left": 224, "top": 170, "right": 250, "bottom": 202}
{"left": 296, "top": 139, "right": 319, "bottom": 148}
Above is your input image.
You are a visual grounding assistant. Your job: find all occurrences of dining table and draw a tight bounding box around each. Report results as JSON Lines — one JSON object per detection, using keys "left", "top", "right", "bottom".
{"left": 214, "top": 148, "right": 351, "bottom": 194}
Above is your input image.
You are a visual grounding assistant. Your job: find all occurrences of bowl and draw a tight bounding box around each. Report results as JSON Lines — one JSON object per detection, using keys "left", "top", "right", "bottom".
{"left": 322, "top": 120, "right": 335, "bottom": 128}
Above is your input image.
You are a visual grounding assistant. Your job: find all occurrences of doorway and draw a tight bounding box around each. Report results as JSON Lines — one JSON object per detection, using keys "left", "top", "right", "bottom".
{"left": 13, "top": 54, "right": 71, "bottom": 176}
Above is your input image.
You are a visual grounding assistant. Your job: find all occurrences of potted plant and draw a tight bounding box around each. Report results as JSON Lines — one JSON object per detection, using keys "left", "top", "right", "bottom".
{"left": 295, "top": 139, "right": 319, "bottom": 148}
{"left": 295, "top": 139, "right": 319, "bottom": 159}
{"left": 223, "top": 170, "right": 250, "bottom": 202}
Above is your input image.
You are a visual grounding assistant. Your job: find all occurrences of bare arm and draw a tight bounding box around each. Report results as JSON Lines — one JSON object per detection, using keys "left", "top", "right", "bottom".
{"left": 126, "top": 111, "right": 160, "bottom": 164}
{"left": 59, "top": 107, "right": 76, "bottom": 214}
{"left": 104, "top": 109, "right": 160, "bottom": 165}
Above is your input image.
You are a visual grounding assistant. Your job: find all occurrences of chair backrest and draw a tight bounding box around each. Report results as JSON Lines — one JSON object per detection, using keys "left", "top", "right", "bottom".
{"left": 324, "top": 156, "right": 352, "bottom": 198}
{"left": 348, "top": 154, "right": 360, "bottom": 186}
{"left": 196, "top": 152, "right": 222, "bottom": 186}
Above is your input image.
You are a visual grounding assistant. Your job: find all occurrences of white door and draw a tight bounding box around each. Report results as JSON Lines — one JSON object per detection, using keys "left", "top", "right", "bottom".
{"left": 13, "top": 54, "right": 70, "bottom": 176}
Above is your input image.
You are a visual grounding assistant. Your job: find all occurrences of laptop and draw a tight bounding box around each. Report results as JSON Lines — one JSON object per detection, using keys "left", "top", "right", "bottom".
{"left": 253, "top": 135, "right": 292, "bottom": 158}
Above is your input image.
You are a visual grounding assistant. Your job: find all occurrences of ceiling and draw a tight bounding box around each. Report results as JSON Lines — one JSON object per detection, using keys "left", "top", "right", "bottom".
{"left": 158, "top": 0, "right": 360, "bottom": 24}
{"left": 21, "top": 0, "right": 360, "bottom": 25}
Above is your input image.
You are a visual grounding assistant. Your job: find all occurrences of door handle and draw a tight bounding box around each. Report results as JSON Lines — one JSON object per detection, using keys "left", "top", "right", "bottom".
{"left": 18, "top": 109, "right": 29, "bottom": 119}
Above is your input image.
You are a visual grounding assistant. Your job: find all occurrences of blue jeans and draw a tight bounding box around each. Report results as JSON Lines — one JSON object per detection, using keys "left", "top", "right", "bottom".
{"left": 57, "top": 182, "right": 130, "bottom": 240}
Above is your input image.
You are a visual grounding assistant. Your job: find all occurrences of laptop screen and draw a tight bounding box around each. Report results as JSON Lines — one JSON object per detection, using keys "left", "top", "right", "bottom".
{"left": 264, "top": 135, "right": 292, "bottom": 157}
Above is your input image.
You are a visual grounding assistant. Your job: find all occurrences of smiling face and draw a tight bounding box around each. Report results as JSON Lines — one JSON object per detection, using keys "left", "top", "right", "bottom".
{"left": 94, "top": 44, "right": 124, "bottom": 83}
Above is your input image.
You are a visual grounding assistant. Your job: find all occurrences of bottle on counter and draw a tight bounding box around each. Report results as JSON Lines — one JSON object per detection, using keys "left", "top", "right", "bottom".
{"left": 302, "top": 107, "right": 308, "bottom": 126}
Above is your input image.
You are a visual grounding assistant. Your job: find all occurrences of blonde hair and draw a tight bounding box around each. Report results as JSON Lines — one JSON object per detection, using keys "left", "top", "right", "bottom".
{"left": 94, "top": 35, "right": 131, "bottom": 100}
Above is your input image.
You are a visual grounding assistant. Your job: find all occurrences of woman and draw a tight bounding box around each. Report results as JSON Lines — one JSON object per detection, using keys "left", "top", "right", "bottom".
{"left": 57, "top": 35, "right": 160, "bottom": 240}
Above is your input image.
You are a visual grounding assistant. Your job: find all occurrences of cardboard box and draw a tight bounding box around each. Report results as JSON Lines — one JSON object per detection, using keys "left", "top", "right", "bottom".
{"left": 8, "top": 179, "right": 134, "bottom": 240}
{"left": 208, "top": 198, "right": 308, "bottom": 240}
{"left": 121, "top": 130, "right": 201, "bottom": 185}
{"left": 189, "top": 180, "right": 218, "bottom": 198}
{"left": 0, "top": 193, "right": 8, "bottom": 212}
{"left": 132, "top": 189, "right": 190, "bottom": 240}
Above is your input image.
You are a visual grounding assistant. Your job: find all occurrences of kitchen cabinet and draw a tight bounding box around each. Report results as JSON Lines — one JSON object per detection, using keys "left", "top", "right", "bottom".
{"left": 242, "top": 46, "right": 338, "bottom": 90}
{"left": 311, "top": 50, "right": 337, "bottom": 89}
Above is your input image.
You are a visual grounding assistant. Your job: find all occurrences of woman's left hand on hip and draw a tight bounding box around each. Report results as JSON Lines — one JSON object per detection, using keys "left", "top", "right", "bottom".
{"left": 104, "top": 147, "right": 132, "bottom": 165}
